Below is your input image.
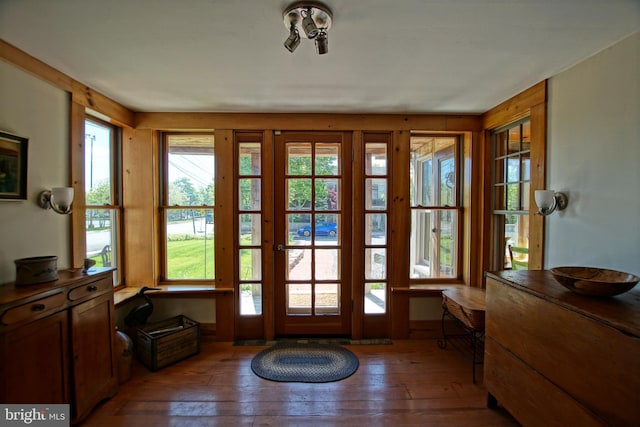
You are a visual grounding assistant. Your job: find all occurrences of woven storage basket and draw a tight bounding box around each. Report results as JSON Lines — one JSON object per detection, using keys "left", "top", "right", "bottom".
{"left": 137, "top": 315, "right": 200, "bottom": 371}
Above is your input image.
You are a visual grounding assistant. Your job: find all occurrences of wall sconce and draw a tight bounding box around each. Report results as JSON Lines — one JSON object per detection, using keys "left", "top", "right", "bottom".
{"left": 38, "top": 187, "right": 74, "bottom": 214}
{"left": 534, "top": 190, "right": 568, "bottom": 216}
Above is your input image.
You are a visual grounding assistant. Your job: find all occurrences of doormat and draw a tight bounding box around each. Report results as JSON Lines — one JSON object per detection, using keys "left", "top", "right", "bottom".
{"left": 250, "top": 342, "right": 359, "bottom": 383}
{"left": 234, "top": 337, "right": 392, "bottom": 346}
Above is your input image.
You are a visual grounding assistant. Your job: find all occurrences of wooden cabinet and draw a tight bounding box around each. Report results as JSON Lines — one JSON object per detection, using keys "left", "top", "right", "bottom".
{"left": 0, "top": 268, "right": 118, "bottom": 424}
{"left": 485, "top": 270, "right": 640, "bottom": 427}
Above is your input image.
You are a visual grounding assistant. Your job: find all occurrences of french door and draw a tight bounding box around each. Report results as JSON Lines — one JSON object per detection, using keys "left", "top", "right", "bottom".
{"left": 274, "top": 131, "right": 352, "bottom": 336}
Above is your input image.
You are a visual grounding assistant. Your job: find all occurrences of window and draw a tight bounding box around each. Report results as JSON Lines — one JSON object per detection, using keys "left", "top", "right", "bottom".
{"left": 238, "top": 138, "right": 262, "bottom": 315}
{"left": 410, "top": 134, "right": 461, "bottom": 279}
{"left": 492, "top": 119, "right": 530, "bottom": 270}
{"left": 85, "top": 118, "right": 121, "bottom": 284}
{"left": 161, "top": 133, "right": 215, "bottom": 281}
{"left": 363, "top": 136, "right": 389, "bottom": 313}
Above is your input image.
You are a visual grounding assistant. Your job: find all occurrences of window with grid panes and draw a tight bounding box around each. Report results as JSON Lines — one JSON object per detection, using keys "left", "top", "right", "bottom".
{"left": 409, "top": 134, "right": 462, "bottom": 279}
{"left": 161, "top": 133, "right": 215, "bottom": 281}
{"left": 84, "top": 117, "right": 121, "bottom": 284}
{"left": 492, "top": 119, "right": 531, "bottom": 270}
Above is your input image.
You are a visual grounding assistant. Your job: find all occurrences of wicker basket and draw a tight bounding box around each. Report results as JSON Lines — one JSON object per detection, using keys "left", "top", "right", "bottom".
{"left": 137, "top": 315, "right": 200, "bottom": 371}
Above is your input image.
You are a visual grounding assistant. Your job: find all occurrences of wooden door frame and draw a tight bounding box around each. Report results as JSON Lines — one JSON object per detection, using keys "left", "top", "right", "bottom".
{"left": 273, "top": 131, "right": 353, "bottom": 336}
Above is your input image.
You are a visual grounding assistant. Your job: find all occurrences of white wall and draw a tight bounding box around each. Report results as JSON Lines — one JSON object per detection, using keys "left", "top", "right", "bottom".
{"left": 546, "top": 31, "right": 640, "bottom": 276}
{"left": 0, "top": 61, "right": 71, "bottom": 283}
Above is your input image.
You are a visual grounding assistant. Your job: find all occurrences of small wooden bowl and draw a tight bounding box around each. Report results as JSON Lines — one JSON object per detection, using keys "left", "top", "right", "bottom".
{"left": 550, "top": 266, "right": 639, "bottom": 297}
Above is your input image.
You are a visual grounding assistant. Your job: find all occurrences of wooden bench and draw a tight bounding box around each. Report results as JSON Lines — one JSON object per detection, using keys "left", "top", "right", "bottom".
{"left": 437, "top": 287, "right": 486, "bottom": 383}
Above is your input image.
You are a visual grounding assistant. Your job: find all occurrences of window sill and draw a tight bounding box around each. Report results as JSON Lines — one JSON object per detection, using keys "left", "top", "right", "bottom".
{"left": 114, "top": 285, "right": 233, "bottom": 307}
{"left": 391, "top": 284, "right": 467, "bottom": 297}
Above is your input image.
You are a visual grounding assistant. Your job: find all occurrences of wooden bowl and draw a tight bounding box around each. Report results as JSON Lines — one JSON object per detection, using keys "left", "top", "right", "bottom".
{"left": 550, "top": 266, "right": 639, "bottom": 297}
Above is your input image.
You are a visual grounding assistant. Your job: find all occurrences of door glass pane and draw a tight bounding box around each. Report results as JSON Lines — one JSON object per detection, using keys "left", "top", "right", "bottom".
{"left": 239, "top": 178, "right": 261, "bottom": 210}
{"left": 313, "top": 213, "right": 339, "bottom": 245}
{"left": 314, "top": 178, "right": 340, "bottom": 210}
{"left": 165, "top": 208, "right": 214, "bottom": 279}
{"left": 86, "top": 209, "right": 117, "bottom": 268}
{"left": 315, "top": 143, "right": 340, "bottom": 175}
{"left": 365, "top": 143, "right": 387, "bottom": 175}
{"left": 366, "top": 178, "right": 387, "bottom": 210}
{"left": 239, "top": 213, "right": 260, "bottom": 244}
{"left": 315, "top": 249, "right": 339, "bottom": 280}
{"left": 239, "top": 142, "right": 261, "bottom": 175}
{"left": 364, "top": 282, "right": 386, "bottom": 314}
{"left": 315, "top": 283, "right": 339, "bottom": 315}
{"left": 240, "top": 283, "right": 262, "bottom": 315}
{"left": 287, "top": 178, "right": 312, "bottom": 210}
{"left": 239, "top": 248, "right": 262, "bottom": 280}
{"left": 365, "top": 213, "right": 386, "bottom": 245}
{"left": 289, "top": 214, "right": 312, "bottom": 245}
{"left": 85, "top": 121, "right": 112, "bottom": 204}
{"left": 287, "top": 283, "right": 311, "bottom": 315}
{"left": 365, "top": 248, "right": 386, "bottom": 280}
{"left": 288, "top": 143, "right": 311, "bottom": 175}
{"left": 286, "top": 249, "right": 311, "bottom": 280}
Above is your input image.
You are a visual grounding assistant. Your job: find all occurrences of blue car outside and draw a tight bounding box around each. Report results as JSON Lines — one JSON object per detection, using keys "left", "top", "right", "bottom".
{"left": 297, "top": 222, "right": 337, "bottom": 237}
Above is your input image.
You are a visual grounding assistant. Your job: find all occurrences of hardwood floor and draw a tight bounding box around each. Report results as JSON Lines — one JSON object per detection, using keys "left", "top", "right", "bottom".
{"left": 82, "top": 338, "right": 518, "bottom": 426}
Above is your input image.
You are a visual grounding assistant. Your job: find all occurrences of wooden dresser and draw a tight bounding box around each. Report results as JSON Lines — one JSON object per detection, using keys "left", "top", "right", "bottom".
{"left": 485, "top": 270, "right": 640, "bottom": 427}
{"left": 0, "top": 268, "right": 118, "bottom": 424}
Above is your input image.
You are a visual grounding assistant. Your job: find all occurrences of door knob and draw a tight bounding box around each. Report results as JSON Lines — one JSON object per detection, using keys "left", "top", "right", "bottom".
{"left": 276, "top": 244, "right": 285, "bottom": 252}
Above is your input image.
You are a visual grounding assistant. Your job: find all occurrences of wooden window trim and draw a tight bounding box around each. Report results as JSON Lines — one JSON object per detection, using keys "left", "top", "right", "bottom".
{"left": 480, "top": 81, "right": 547, "bottom": 284}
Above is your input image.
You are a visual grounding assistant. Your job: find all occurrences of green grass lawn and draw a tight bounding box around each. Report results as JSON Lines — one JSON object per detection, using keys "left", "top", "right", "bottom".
{"left": 167, "top": 239, "right": 215, "bottom": 279}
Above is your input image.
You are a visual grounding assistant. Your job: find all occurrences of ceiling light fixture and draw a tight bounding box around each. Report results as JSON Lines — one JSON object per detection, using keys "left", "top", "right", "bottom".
{"left": 283, "top": 1, "right": 333, "bottom": 55}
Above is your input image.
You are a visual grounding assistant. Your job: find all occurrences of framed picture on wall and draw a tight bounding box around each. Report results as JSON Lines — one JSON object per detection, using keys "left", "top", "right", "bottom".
{"left": 0, "top": 131, "right": 28, "bottom": 200}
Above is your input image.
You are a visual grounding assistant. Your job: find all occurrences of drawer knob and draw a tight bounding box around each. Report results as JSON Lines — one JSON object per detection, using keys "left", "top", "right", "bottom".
{"left": 32, "top": 303, "right": 46, "bottom": 312}
{"left": 87, "top": 285, "right": 98, "bottom": 292}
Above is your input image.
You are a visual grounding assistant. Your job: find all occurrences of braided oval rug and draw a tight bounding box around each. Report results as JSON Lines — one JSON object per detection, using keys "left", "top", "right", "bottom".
{"left": 250, "top": 343, "right": 359, "bottom": 383}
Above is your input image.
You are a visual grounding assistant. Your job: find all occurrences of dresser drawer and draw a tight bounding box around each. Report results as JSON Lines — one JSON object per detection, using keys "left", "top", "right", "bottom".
{"left": 1, "top": 292, "right": 66, "bottom": 325}
{"left": 68, "top": 276, "right": 112, "bottom": 301}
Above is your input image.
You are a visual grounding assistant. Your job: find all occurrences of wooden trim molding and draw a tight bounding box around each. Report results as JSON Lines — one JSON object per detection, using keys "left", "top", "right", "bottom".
{"left": 480, "top": 81, "right": 548, "bottom": 282}
{"left": 135, "top": 112, "right": 482, "bottom": 132}
{"left": 0, "top": 39, "right": 134, "bottom": 127}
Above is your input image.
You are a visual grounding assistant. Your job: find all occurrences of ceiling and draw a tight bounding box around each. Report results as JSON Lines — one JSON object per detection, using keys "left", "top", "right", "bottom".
{"left": 1, "top": 0, "right": 638, "bottom": 114}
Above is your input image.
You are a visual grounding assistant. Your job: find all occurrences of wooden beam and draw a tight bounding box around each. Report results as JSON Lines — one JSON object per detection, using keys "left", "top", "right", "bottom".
{"left": 71, "top": 81, "right": 135, "bottom": 128}
{"left": 135, "top": 112, "right": 482, "bottom": 132}
{"left": 1, "top": 39, "right": 73, "bottom": 92}
{"left": 1, "top": 39, "right": 135, "bottom": 127}
{"left": 482, "top": 81, "right": 547, "bottom": 130}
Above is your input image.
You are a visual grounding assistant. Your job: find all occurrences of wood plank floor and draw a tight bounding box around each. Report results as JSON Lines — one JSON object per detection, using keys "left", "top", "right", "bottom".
{"left": 82, "top": 338, "right": 519, "bottom": 426}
